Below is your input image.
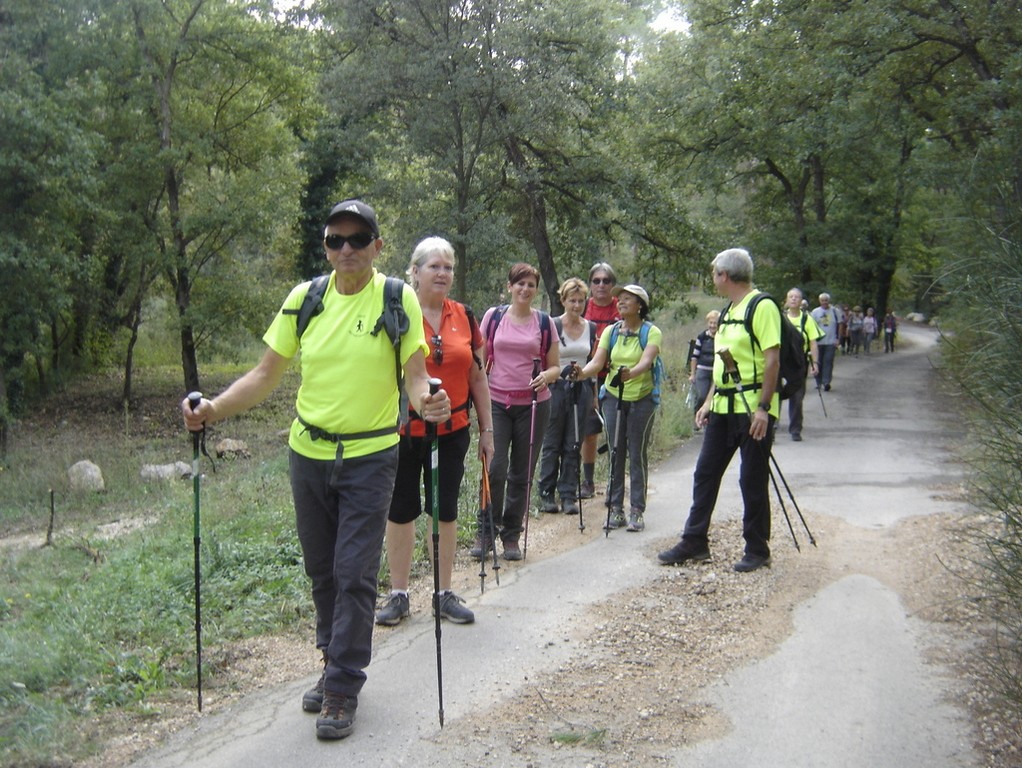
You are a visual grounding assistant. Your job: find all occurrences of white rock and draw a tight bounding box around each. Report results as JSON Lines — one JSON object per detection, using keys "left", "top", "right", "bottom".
{"left": 68, "top": 460, "right": 105, "bottom": 492}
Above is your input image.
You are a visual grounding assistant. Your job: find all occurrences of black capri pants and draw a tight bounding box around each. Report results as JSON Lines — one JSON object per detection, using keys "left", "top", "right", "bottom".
{"left": 388, "top": 427, "right": 471, "bottom": 524}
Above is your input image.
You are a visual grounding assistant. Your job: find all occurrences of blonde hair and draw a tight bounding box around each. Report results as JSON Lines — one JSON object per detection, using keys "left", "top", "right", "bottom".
{"left": 406, "top": 237, "right": 455, "bottom": 289}
{"left": 706, "top": 309, "right": 720, "bottom": 323}
{"left": 559, "top": 277, "right": 588, "bottom": 303}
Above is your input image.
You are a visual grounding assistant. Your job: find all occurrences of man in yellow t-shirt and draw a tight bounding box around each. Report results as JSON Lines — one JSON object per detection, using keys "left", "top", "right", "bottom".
{"left": 182, "top": 200, "right": 449, "bottom": 741}
{"left": 658, "top": 248, "right": 779, "bottom": 573}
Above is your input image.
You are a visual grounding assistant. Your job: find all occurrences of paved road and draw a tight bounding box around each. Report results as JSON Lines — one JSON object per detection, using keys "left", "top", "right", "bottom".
{"left": 129, "top": 322, "right": 978, "bottom": 767}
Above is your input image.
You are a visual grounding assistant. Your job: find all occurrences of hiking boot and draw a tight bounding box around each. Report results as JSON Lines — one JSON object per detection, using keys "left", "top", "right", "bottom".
{"left": 657, "top": 540, "right": 711, "bottom": 565}
{"left": 626, "top": 511, "right": 645, "bottom": 532}
{"left": 502, "top": 539, "right": 523, "bottom": 561}
{"left": 791, "top": 433, "right": 803, "bottom": 442}
{"left": 375, "top": 592, "right": 410, "bottom": 626}
{"left": 436, "top": 591, "right": 475, "bottom": 624}
{"left": 579, "top": 480, "right": 595, "bottom": 499}
{"left": 734, "top": 553, "right": 771, "bottom": 573}
{"left": 561, "top": 497, "right": 580, "bottom": 515}
{"left": 302, "top": 650, "right": 328, "bottom": 712}
{"left": 469, "top": 532, "right": 493, "bottom": 560}
{"left": 540, "top": 494, "right": 560, "bottom": 513}
{"left": 316, "top": 691, "right": 357, "bottom": 740}
{"left": 603, "top": 508, "right": 626, "bottom": 530}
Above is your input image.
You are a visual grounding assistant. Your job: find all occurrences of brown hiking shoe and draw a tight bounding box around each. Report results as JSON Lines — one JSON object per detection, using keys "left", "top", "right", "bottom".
{"left": 316, "top": 691, "right": 358, "bottom": 740}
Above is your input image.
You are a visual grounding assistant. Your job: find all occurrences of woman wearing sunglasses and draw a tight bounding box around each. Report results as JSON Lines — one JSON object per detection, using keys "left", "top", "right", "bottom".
{"left": 376, "top": 237, "right": 494, "bottom": 627}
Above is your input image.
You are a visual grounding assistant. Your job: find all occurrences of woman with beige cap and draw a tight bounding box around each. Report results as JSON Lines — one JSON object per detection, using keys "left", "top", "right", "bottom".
{"left": 571, "top": 284, "right": 661, "bottom": 532}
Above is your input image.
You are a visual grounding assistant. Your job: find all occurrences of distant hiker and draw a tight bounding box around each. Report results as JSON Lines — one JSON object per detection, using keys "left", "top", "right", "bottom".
{"left": 579, "top": 262, "right": 621, "bottom": 499}
{"left": 470, "top": 262, "right": 561, "bottom": 561}
{"left": 883, "top": 311, "right": 898, "bottom": 353}
{"left": 784, "top": 288, "right": 822, "bottom": 442}
{"left": 658, "top": 248, "right": 779, "bottom": 573}
{"left": 181, "top": 200, "right": 450, "bottom": 741}
{"left": 689, "top": 309, "right": 720, "bottom": 427}
{"left": 811, "top": 293, "right": 840, "bottom": 391}
{"left": 862, "top": 307, "right": 878, "bottom": 355}
{"left": 376, "top": 237, "right": 493, "bottom": 628}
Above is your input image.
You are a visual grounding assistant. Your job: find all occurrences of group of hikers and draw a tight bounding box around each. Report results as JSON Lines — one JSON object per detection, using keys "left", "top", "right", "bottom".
{"left": 179, "top": 199, "right": 894, "bottom": 741}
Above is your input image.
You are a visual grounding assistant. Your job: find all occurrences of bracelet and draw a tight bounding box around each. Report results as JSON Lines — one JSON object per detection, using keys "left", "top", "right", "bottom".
{"left": 480, "top": 427, "right": 494, "bottom": 433}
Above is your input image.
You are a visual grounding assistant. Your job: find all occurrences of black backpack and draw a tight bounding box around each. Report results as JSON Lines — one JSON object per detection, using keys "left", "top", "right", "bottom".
{"left": 720, "top": 292, "right": 808, "bottom": 401}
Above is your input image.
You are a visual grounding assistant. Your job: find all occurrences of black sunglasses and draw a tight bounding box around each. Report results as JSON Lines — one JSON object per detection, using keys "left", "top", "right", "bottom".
{"left": 324, "top": 232, "right": 376, "bottom": 251}
{"left": 591, "top": 277, "right": 613, "bottom": 285}
{"left": 431, "top": 334, "right": 443, "bottom": 365}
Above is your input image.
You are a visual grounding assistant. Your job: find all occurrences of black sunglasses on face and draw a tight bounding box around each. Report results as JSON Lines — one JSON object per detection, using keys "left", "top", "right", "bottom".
{"left": 324, "top": 232, "right": 376, "bottom": 251}
{"left": 591, "top": 277, "right": 613, "bottom": 285}
{"left": 431, "top": 334, "right": 443, "bottom": 365}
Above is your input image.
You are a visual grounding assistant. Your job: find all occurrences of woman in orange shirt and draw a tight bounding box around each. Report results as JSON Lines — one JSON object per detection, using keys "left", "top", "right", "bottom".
{"left": 376, "top": 237, "right": 494, "bottom": 627}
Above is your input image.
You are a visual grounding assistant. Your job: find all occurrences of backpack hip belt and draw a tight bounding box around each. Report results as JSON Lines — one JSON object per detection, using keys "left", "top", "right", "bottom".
{"left": 297, "top": 414, "right": 398, "bottom": 444}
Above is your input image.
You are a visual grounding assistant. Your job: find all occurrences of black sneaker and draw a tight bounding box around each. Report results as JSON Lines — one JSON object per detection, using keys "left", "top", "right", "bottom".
{"left": 540, "top": 494, "right": 560, "bottom": 513}
{"left": 657, "top": 540, "right": 711, "bottom": 565}
{"left": 733, "top": 553, "right": 771, "bottom": 572}
{"left": 375, "top": 592, "right": 410, "bottom": 626}
{"left": 469, "top": 533, "right": 493, "bottom": 560}
{"left": 302, "top": 651, "right": 328, "bottom": 712}
{"left": 603, "top": 508, "right": 626, "bottom": 530}
{"left": 302, "top": 670, "right": 325, "bottom": 712}
{"left": 579, "top": 480, "right": 595, "bottom": 499}
{"left": 316, "top": 692, "right": 357, "bottom": 740}
{"left": 561, "top": 498, "right": 580, "bottom": 515}
{"left": 436, "top": 591, "right": 475, "bottom": 624}
{"left": 502, "top": 539, "right": 523, "bottom": 561}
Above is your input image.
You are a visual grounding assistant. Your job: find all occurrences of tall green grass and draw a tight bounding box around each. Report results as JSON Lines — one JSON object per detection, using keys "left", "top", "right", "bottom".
{"left": 0, "top": 294, "right": 717, "bottom": 765}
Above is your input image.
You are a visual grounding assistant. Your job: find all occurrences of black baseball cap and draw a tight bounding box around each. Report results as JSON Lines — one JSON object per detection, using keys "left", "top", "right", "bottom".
{"left": 326, "top": 199, "right": 380, "bottom": 236}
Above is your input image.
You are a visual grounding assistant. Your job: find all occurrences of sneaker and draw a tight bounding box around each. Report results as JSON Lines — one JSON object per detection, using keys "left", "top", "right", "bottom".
{"left": 502, "top": 539, "right": 523, "bottom": 561}
{"left": 657, "top": 540, "right": 711, "bottom": 565}
{"left": 791, "top": 433, "right": 803, "bottom": 442}
{"left": 436, "top": 591, "right": 475, "bottom": 624}
{"left": 561, "top": 498, "right": 580, "bottom": 515}
{"left": 579, "top": 480, "right": 595, "bottom": 499}
{"left": 375, "top": 592, "right": 410, "bottom": 626}
{"left": 540, "top": 494, "right": 560, "bottom": 513}
{"left": 734, "top": 553, "right": 771, "bottom": 572}
{"left": 469, "top": 532, "right": 493, "bottom": 560}
{"left": 316, "top": 691, "right": 357, "bottom": 740}
{"left": 626, "top": 511, "right": 645, "bottom": 532}
{"left": 302, "top": 651, "right": 328, "bottom": 712}
{"left": 603, "top": 508, "right": 626, "bottom": 530}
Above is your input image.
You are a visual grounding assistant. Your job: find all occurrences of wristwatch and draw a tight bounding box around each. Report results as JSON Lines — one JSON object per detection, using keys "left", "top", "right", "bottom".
{"left": 758, "top": 402, "right": 770, "bottom": 413}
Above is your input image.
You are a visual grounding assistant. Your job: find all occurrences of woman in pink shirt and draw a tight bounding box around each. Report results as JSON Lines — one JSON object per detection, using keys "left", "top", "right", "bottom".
{"left": 470, "top": 263, "right": 561, "bottom": 560}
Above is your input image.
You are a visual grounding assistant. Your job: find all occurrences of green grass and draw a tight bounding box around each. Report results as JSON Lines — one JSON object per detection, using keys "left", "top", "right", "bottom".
{"left": 0, "top": 293, "right": 717, "bottom": 765}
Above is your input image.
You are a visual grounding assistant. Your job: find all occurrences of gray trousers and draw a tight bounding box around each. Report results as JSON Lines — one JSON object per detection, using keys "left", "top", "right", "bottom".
{"left": 483, "top": 399, "right": 551, "bottom": 542}
{"left": 602, "top": 394, "right": 657, "bottom": 513}
{"left": 289, "top": 445, "right": 398, "bottom": 697}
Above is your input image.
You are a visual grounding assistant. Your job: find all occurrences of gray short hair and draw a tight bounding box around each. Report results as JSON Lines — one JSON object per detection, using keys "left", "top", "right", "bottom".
{"left": 712, "top": 248, "right": 753, "bottom": 283}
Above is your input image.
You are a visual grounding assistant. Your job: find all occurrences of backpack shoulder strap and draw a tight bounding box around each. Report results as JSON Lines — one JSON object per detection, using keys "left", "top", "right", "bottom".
{"left": 743, "top": 292, "right": 770, "bottom": 351}
{"left": 553, "top": 316, "right": 565, "bottom": 346}
{"left": 539, "top": 311, "right": 552, "bottom": 363}
{"left": 284, "top": 274, "right": 331, "bottom": 341}
{"left": 370, "top": 277, "right": 412, "bottom": 423}
{"left": 484, "top": 305, "right": 508, "bottom": 372}
{"left": 462, "top": 303, "right": 483, "bottom": 370}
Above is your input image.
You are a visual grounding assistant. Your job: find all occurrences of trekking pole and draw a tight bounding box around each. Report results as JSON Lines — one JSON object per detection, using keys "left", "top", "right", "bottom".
{"left": 718, "top": 349, "right": 816, "bottom": 549}
{"left": 478, "top": 457, "right": 500, "bottom": 592}
{"left": 522, "top": 358, "right": 542, "bottom": 560}
{"left": 768, "top": 464, "right": 800, "bottom": 551}
{"left": 572, "top": 379, "right": 585, "bottom": 533}
{"left": 426, "top": 378, "right": 444, "bottom": 728}
{"left": 813, "top": 382, "right": 829, "bottom": 417}
{"left": 769, "top": 452, "right": 816, "bottom": 546}
{"left": 604, "top": 372, "right": 625, "bottom": 537}
{"left": 186, "top": 392, "right": 205, "bottom": 713}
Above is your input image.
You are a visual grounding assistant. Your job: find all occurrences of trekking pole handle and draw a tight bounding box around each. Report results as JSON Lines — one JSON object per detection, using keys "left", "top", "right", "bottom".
{"left": 532, "top": 358, "right": 542, "bottom": 392}
{"left": 187, "top": 392, "right": 203, "bottom": 432}
{"left": 717, "top": 348, "right": 740, "bottom": 384}
{"left": 428, "top": 377, "right": 441, "bottom": 396}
